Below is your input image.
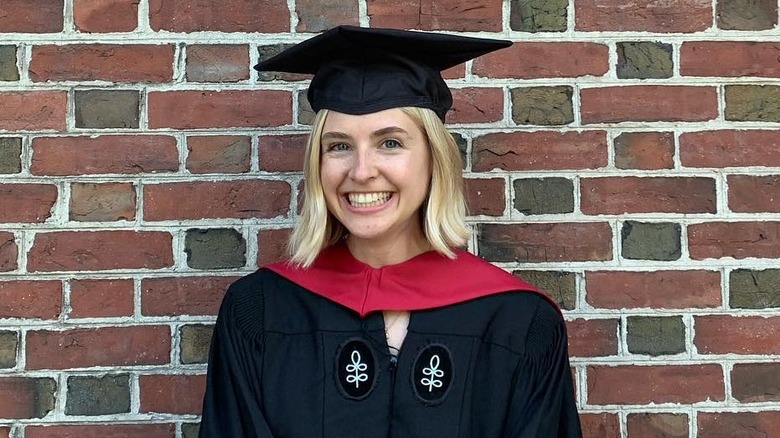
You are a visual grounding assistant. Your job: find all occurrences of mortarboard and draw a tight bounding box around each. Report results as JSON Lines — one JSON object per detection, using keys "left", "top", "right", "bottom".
{"left": 254, "top": 25, "right": 512, "bottom": 120}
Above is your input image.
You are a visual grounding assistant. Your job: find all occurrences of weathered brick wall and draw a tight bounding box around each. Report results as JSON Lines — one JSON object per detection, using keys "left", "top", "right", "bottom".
{"left": 1, "top": 0, "right": 779, "bottom": 437}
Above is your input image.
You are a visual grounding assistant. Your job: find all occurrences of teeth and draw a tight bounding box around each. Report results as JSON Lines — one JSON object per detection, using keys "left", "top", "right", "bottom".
{"left": 348, "top": 192, "right": 391, "bottom": 207}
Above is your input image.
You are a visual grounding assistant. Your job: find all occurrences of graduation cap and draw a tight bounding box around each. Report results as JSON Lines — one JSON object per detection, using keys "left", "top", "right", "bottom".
{"left": 254, "top": 26, "right": 512, "bottom": 120}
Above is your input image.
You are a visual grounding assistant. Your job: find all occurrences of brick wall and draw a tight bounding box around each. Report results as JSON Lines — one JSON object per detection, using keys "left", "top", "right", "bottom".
{"left": 1, "top": 0, "right": 779, "bottom": 437}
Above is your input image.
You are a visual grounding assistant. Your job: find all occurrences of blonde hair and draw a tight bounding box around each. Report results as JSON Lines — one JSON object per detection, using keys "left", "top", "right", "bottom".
{"left": 288, "top": 107, "right": 470, "bottom": 267}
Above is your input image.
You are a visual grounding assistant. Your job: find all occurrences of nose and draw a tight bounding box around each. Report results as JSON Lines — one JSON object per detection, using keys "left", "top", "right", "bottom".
{"left": 348, "top": 149, "right": 378, "bottom": 182}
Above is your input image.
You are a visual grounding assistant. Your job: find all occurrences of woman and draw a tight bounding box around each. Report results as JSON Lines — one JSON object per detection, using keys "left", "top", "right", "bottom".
{"left": 200, "top": 26, "right": 582, "bottom": 437}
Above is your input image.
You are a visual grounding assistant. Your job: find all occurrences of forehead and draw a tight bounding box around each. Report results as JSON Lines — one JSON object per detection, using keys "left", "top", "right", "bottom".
{"left": 321, "top": 108, "right": 421, "bottom": 137}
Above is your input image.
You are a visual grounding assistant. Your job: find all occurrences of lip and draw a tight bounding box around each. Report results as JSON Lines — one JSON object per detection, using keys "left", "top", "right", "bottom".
{"left": 341, "top": 192, "right": 395, "bottom": 214}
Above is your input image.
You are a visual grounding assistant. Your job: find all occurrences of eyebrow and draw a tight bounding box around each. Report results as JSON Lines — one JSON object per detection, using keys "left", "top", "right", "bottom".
{"left": 321, "top": 126, "right": 409, "bottom": 141}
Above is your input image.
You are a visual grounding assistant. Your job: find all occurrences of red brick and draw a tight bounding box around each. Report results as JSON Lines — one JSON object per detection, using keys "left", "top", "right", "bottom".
{"left": 695, "top": 315, "right": 780, "bottom": 354}
{"left": 448, "top": 88, "right": 504, "bottom": 124}
{"left": 144, "top": 180, "right": 290, "bottom": 221}
{"left": 186, "top": 135, "right": 251, "bottom": 174}
{"left": 474, "top": 42, "right": 609, "bottom": 79}
{"left": 258, "top": 134, "right": 307, "bottom": 172}
{"left": 24, "top": 424, "right": 176, "bottom": 438}
{"left": 150, "top": 0, "right": 288, "bottom": 32}
{"left": 614, "top": 131, "right": 675, "bottom": 170}
{"left": 0, "top": 426, "right": 8, "bottom": 438}
{"left": 31, "top": 135, "right": 178, "bottom": 176}
{"left": 73, "top": 0, "right": 139, "bottom": 33}
{"left": 728, "top": 175, "right": 780, "bottom": 213}
{"left": 587, "top": 364, "right": 724, "bottom": 404}
{"left": 0, "top": 0, "right": 64, "bottom": 32}
{"left": 30, "top": 45, "right": 173, "bottom": 82}
{"left": 680, "top": 130, "right": 780, "bottom": 168}
{"left": 69, "top": 279, "right": 134, "bottom": 318}
{"left": 627, "top": 413, "right": 689, "bottom": 438}
{"left": 0, "top": 377, "right": 55, "bottom": 418}
{"left": 296, "top": 0, "right": 359, "bottom": 32}
{"left": 688, "top": 221, "right": 780, "bottom": 260}
{"left": 70, "top": 182, "right": 136, "bottom": 222}
{"left": 681, "top": 42, "right": 780, "bottom": 77}
{"left": 464, "top": 178, "right": 505, "bottom": 217}
{"left": 368, "top": 0, "right": 502, "bottom": 31}
{"left": 140, "top": 374, "right": 206, "bottom": 414}
{"left": 0, "top": 280, "right": 61, "bottom": 319}
{"left": 586, "top": 270, "right": 721, "bottom": 309}
{"left": 581, "top": 86, "right": 718, "bottom": 124}
{"left": 473, "top": 131, "right": 607, "bottom": 171}
{"left": 148, "top": 90, "right": 292, "bottom": 129}
{"left": 26, "top": 325, "right": 170, "bottom": 369}
{"left": 0, "top": 91, "right": 66, "bottom": 131}
{"left": 575, "top": 0, "right": 711, "bottom": 32}
{"left": 479, "top": 222, "right": 613, "bottom": 262}
{"left": 581, "top": 413, "right": 621, "bottom": 438}
{"left": 141, "top": 276, "right": 238, "bottom": 316}
{"left": 581, "top": 177, "right": 716, "bottom": 214}
{"left": 186, "top": 45, "right": 250, "bottom": 82}
{"left": 0, "top": 184, "right": 57, "bottom": 223}
{"left": 257, "top": 228, "right": 292, "bottom": 265}
{"left": 731, "top": 362, "right": 780, "bottom": 402}
{"left": 0, "top": 232, "right": 17, "bottom": 272}
{"left": 567, "top": 318, "right": 619, "bottom": 357}
{"left": 698, "top": 412, "right": 780, "bottom": 437}
{"left": 28, "top": 231, "right": 173, "bottom": 272}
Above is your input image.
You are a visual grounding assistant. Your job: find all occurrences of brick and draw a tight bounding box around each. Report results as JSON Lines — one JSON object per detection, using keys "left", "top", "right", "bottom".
{"left": 73, "top": 0, "right": 139, "bottom": 32}
{"left": 70, "top": 182, "right": 136, "bottom": 222}
{"left": 581, "top": 413, "right": 620, "bottom": 438}
{"left": 622, "top": 221, "right": 681, "bottom": 261}
{"left": 26, "top": 326, "right": 170, "bottom": 369}
{"left": 186, "top": 45, "right": 249, "bottom": 83}
{"left": 448, "top": 88, "right": 504, "bottom": 124}
{"left": 513, "top": 270, "right": 576, "bottom": 310}
{"left": 729, "top": 175, "right": 780, "bottom": 213}
{"left": 0, "top": 426, "right": 7, "bottom": 438}
{"left": 581, "top": 86, "right": 717, "bottom": 124}
{"left": 627, "top": 316, "right": 685, "bottom": 355}
{"left": 180, "top": 324, "right": 213, "bottom": 364}
{"left": 186, "top": 135, "right": 251, "bottom": 174}
{"left": 0, "top": 331, "right": 18, "bottom": 368}
{"left": 185, "top": 228, "right": 246, "bottom": 269}
{"left": 567, "top": 318, "right": 619, "bottom": 357}
{"left": 144, "top": 180, "right": 290, "bottom": 221}
{"left": 0, "top": 46, "right": 19, "bottom": 81}
{"left": 297, "top": 89, "right": 316, "bottom": 125}
{"left": 689, "top": 221, "right": 780, "bottom": 260}
{"left": 617, "top": 42, "right": 673, "bottom": 79}
{"left": 732, "top": 363, "right": 780, "bottom": 402}
{"left": 257, "top": 44, "right": 312, "bottom": 82}
{"left": 24, "top": 424, "right": 176, "bottom": 438}
{"left": 0, "top": 0, "right": 64, "bottom": 32}
{"left": 473, "top": 131, "right": 607, "bottom": 171}
{"left": 0, "top": 91, "right": 66, "bottom": 131}
{"left": 575, "top": 0, "right": 711, "bottom": 32}
{"left": 588, "top": 364, "right": 723, "bottom": 404}
{"left": 582, "top": 177, "right": 715, "bottom": 215}
{"left": 258, "top": 134, "right": 307, "bottom": 172}
{"left": 717, "top": 0, "right": 777, "bottom": 30}
{"left": 28, "top": 231, "right": 173, "bottom": 272}
{"left": 730, "top": 268, "right": 780, "bottom": 309}
{"left": 141, "top": 276, "right": 238, "bottom": 316}
{"left": 511, "top": 86, "right": 573, "bottom": 126}
{"left": 0, "top": 138, "right": 22, "bottom": 174}
{"left": 726, "top": 84, "right": 780, "bottom": 122}
{"left": 30, "top": 45, "right": 173, "bottom": 82}
{"left": 0, "top": 378, "right": 56, "bottom": 419}
{"left": 149, "top": 0, "right": 289, "bottom": 32}
{"left": 614, "top": 131, "right": 674, "bottom": 170}
{"left": 182, "top": 424, "right": 200, "bottom": 438}
{"left": 680, "top": 130, "right": 780, "bottom": 168}
{"left": 586, "top": 270, "right": 721, "bottom": 309}
{"left": 0, "top": 280, "right": 62, "bottom": 319}
{"left": 627, "top": 413, "right": 689, "bottom": 438}
{"left": 66, "top": 374, "right": 130, "bottom": 415}
{"left": 74, "top": 90, "right": 139, "bottom": 129}
{"left": 367, "top": 0, "right": 502, "bottom": 31}
{"left": 513, "top": 178, "right": 574, "bottom": 215}
{"left": 696, "top": 315, "right": 780, "bottom": 354}
{"left": 296, "top": 0, "right": 359, "bottom": 32}
{"left": 148, "top": 90, "right": 292, "bottom": 129}
{"left": 465, "top": 178, "right": 505, "bottom": 216}
{"left": 682, "top": 42, "right": 780, "bottom": 78}
{"left": 479, "top": 222, "right": 612, "bottom": 262}
{"left": 698, "top": 412, "right": 780, "bottom": 437}
{"left": 510, "top": 0, "right": 567, "bottom": 32}
{"left": 31, "top": 135, "right": 178, "bottom": 176}
{"left": 474, "top": 42, "right": 608, "bottom": 79}
{"left": 69, "top": 278, "right": 134, "bottom": 318}
{"left": 140, "top": 374, "right": 206, "bottom": 414}
{"left": 0, "top": 232, "right": 17, "bottom": 272}
{"left": 257, "top": 228, "right": 292, "bottom": 265}
{"left": 0, "top": 183, "right": 57, "bottom": 223}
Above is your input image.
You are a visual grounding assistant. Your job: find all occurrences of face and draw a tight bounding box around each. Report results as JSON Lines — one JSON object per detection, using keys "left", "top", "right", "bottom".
{"left": 319, "top": 108, "right": 432, "bottom": 248}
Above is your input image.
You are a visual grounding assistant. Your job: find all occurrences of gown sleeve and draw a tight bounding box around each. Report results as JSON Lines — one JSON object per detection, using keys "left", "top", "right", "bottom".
{"left": 199, "top": 278, "right": 276, "bottom": 438}
{"left": 504, "top": 297, "right": 582, "bottom": 438}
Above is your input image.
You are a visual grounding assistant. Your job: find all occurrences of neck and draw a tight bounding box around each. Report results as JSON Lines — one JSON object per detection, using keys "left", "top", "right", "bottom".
{"left": 347, "top": 233, "right": 431, "bottom": 268}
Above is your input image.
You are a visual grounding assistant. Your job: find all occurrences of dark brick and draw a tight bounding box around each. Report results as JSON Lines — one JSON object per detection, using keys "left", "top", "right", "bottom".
{"left": 627, "top": 412, "right": 689, "bottom": 438}
{"left": 0, "top": 331, "right": 18, "bottom": 368}
{"left": 257, "top": 44, "right": 311, "bottom": 82}
{"left": 185, "top": 229, "right": 246, "bottom": 269}
{"left": 510, "top": 0, "right": 567, "bottom": 32}
{"left": 614, "top": 131, "right": 674, "bottom": 170}
{"left": 732, "top": 363, "right": 780, "bottom": 402}
{"left": 186, "top": 45, "right": 249, "bottom": 83}
{"left": 513, "top": 178, "right": 574, "bottom": 215}
{"left": 627, "top": 316, "right": 686, "bottom": 355}
{"left": 66, "top": 374, "right": 130, "bottom": 415}
{"left": 725, "top": 85, "right": 780, "bottom": 122}
{"left": 296, "top": 0, "right": 359, "bottom": 32}
{"left": 186, "top": 136, "right": 251, "bottom": 174}
{"left": 180, "top": 324, "right": 213, "bottom": 364}
{"left": 617, "top": 41, "right": 673, "bottom": 79}
{"left": 511, "top": 86, "right": 573, "bottom": 125}
{"left": 622, "top": 221, "right": 681, "bottom": 261}
{"left": 298, "top": 89, "right": 315, "bottom": 125}
{"left": 730, "top": 268, "right": 780, "bottom": 309}
{"left": 0, "top": 46, "right": 19, "bottom": 81}
{"left": 454, "top": 132, "right": 467, "bottom": 169}
{"left": 2, "top": 378, "right": 56, "bottom": 418}
{"left": 75, "top": 90, "right": 140, "bottom": 129}
{"left": 182, "top": 423, "right": 200, "bottom": 438}
{"left": 0, "top": 138, "right": 22, "bottom": 174}
{"left": 513, "top": 270, "right": 576, "bottom": 310}
{"left": 717, "top": 0, "right": 777, "bottom": 30}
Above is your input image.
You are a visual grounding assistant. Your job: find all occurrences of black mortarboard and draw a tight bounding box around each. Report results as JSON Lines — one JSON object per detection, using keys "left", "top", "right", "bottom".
{"left": 254, "top": 26, "right": 512, "bottom": 120}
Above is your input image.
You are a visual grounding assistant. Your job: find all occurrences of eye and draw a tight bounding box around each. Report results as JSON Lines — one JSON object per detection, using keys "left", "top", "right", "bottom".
{"left": 382, "top": 139, "right": 401, "bottom": 149}
{"left": 325, "top": 142, "right": 350, "bottom": 152}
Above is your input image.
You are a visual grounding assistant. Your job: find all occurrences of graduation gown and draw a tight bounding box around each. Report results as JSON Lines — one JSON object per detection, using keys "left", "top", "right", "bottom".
{"left": 199, "top": 244, "right": 582, "bottom": 437}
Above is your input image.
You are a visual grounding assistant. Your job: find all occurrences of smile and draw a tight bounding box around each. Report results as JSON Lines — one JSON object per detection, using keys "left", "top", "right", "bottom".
{"left": 347, "top": 192, "right": 393, "bottom": 207}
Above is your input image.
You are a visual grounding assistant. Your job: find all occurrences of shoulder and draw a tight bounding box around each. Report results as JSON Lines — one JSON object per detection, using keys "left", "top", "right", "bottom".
{"left": 216, "top": 269, "right": 280, "bottom": 338}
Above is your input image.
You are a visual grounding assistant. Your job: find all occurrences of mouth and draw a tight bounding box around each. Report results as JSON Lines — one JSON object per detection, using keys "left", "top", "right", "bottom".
{"left": 346, "top": 192, "right": 393, "bottom": 208}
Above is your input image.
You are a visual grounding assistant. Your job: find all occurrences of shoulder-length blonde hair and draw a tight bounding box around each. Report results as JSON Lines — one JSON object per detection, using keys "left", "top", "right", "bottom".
{"left": 288, "top": 106, "right": 469, "bottom": 267}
